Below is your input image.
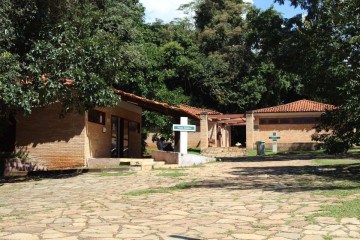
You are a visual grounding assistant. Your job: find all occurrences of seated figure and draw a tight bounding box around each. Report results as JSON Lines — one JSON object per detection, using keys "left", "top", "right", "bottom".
{"left": 156, "top": 137, "right": 174, "bottom": 151}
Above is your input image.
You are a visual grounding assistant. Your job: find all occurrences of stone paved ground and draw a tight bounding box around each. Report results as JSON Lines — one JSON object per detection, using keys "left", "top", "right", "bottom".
{"left": 0, "top": 158, "right": 359, "bottom": 240}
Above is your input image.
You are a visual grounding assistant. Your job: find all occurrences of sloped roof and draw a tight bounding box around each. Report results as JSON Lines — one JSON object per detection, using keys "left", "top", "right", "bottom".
{"left": 253, "top": 99, "right": 337, "bottom": 113}
{"left": 178, "top": 104, "right": 222, "bottom": 116}
{"left": 115, "top": 90, "right": 202, "bottom": 119}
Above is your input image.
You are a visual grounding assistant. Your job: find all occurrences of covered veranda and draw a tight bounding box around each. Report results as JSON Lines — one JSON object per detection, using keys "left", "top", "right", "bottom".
{"left": 116, "top": 90, "right": 246, "bottom": 153}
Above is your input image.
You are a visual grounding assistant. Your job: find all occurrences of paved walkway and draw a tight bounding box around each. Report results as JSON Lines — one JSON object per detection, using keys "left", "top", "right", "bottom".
{"left": 0, "top": 159, "right": 359, "bottom": 240}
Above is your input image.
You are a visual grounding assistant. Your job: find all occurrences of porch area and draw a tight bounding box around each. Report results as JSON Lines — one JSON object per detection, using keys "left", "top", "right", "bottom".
{"left": 87, "top": 158, "right": 178, "bottom": 171}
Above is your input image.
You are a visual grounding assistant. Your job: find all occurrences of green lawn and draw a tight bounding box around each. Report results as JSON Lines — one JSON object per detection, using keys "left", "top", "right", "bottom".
{"left": 306, "top": 155, "right": 360, "bottom": 221}
{"left": 310, "top": 199, "right": 360, "bottom": 221}
{"left": 312, "top": 158, "right": 360, "bottom": 166}
{"left": 247, "top": 148, "right": 360, "bottom": 157}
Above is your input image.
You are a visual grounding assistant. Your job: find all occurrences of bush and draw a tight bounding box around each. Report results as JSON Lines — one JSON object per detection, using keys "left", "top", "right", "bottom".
{"left": 0, "top": 148, "right": 29, "bottom": 177}
{"left": 322, "top": 136, "right": 351, "bottom": 154}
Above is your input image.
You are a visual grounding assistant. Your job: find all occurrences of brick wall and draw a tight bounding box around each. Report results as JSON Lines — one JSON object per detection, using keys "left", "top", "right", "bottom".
{"left": 16, "top": 104, "right": 86, "bottom": 170}
{"left": 145, "top": 115, "right": 231, "bottom": 150}
{"left": 85, "top": 101, "right": 142, "bottom": 159}
{"left": 146, "top": 129, "right": 201, "bottom": 149}
{"left": 246, "top": 112, "right": 321, "bottom": 150}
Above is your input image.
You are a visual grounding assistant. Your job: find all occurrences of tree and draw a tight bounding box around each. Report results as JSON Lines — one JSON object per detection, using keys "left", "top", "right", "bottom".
{"left": 276, "top": 0, "right": 359, "bottom": 153}
{"left": 1, "top": 0, "right": 148, "bottom": 117}
{"left": 192, "top": 0, "right": 305, "bottom": 113}
{"left": 0, "top": 0, "right": 149, "bottom": 152}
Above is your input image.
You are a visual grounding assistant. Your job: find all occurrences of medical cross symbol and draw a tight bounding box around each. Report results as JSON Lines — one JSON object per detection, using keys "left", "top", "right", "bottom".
{"left": 269, "top": 132, "right": 281, "bottom": 153}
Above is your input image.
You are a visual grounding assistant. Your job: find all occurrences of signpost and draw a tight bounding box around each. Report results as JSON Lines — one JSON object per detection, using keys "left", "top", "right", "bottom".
{"left": 269, "top": 132, "right": 281, "bottom": 153}
{"left": 172, "top": 124, "right": 196, "bottom": 132}
{"left": 172, "top": 117, "right": 196, "bottom": 154}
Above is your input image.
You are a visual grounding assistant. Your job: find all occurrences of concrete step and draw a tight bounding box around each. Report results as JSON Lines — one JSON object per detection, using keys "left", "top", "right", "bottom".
{"left": 87, "top": 158, "right": 179, "bottom": 171}
{"left": 119, "top": 158, "right": 154, "bottom": 165}
{"left": 153, "top": 161, "right": 165, "bottom": 167}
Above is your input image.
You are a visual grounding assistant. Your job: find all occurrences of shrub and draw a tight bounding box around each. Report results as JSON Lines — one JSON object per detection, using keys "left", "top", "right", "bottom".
{"left": 322, "top": 136, "right": 351, "bottom": 154}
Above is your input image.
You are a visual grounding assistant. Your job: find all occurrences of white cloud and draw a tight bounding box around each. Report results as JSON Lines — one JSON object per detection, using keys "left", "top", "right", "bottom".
{"left": 140, "top": 0, "right": 192, "bottom": 23}
{"left": 140, "top": 0, "right": 254, "bottom": 23}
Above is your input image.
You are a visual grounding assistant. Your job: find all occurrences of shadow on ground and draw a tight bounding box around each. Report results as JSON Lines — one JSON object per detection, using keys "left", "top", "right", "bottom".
{"left": 0, "top": 169, "right": 87, "bottom": 185}
{"left": 219, "top": 152, "right": 360, "bottom": 162}
{"left": 192, "top": 155, "right": 360, "bottom": 193}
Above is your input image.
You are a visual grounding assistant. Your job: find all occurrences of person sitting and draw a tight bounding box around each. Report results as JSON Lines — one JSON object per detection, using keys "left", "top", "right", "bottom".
{"left": 157, "top": 137, "right": 167, "bottom": 151}
{"left": 156, "top": 137, "right": 174, "bottom": 151}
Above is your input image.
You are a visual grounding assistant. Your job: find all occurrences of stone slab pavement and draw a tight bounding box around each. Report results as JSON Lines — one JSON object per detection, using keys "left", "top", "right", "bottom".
{"left": 0, "top": 158, "right": 359, "bottom": 239}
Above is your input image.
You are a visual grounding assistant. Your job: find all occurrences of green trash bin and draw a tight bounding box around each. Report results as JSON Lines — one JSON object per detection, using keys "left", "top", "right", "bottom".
{"left": 256, "top": 141, "right": 265, "bottom": 156}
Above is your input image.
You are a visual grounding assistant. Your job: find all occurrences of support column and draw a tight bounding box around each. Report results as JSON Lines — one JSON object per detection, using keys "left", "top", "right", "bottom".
{"left": 200, "top": 113, "right": 209, "bottom": 150}
{"left": 246, "top": 112, "right": 255, "bottom": 150}
{"left": 180, "top": 117, "right": 188, "bottom": 154}
{"left": 173, "top": 117, "right": 180, "bottom": 152}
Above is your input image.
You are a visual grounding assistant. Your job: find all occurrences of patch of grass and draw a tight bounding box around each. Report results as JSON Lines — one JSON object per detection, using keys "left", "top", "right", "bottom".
{"left": 226, "top": 229, "right": 235, "bottom": 236}
{"left": 323, "top": 235, "right": 333, "bottom": 240}
{"left": 247, "top": 149, "right": 275, "bottom": 157}
{"left": 318, "top": 199, "right": 360, "bottom": 220}
{"left": 277, "top": 149, "right": 325, "bottom": 155}
{"left": 305, "top": 215, "right": 317, "bottom": 224}
{"left": 126, "top": 182, "right": 196, "bottom": 196}
{"left": 252, "top": 223, "right": 269, "bottom": 230}
{"left": 348, "top": 148, "right": 360, "bottom": 154}
{"left": 247, "top": 148, "right": 326, "bottom": 157}
{"left": 312, "top": 159, "right": 360, "bottom": 166}
{"left": 316, "top": 180, "right": 360, "bottom": 197}
{"left": 156, "top": 171, "right": 188, "bottom": 178}
{"left": 188, "top": 148, "right": 201, "bottom": 155}
{"left": 98, "top": 171, "right": 135, "bottom": 177}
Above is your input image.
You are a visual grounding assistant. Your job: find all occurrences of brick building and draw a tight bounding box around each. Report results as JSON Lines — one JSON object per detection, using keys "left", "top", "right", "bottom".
{"left": 145, "top": 105, "right": 226, "bottom": 149}
{"left": 15, "top": 90, "right": 198, "bottom": 170}
{"left": 246, "top": 99, "right": 336, "bottom": 151}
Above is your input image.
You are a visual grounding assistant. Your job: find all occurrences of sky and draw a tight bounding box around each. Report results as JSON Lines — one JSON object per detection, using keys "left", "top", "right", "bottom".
{"left": 139, "top": 0, "right": 304, "bottom": 23}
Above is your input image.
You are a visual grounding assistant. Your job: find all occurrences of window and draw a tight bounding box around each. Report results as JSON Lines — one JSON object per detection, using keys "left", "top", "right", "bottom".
{"left": 88, "top": 110, "right": 105, "bottom": 125}
{"left": 259, "top": 117, "right": 320, "bottom": 125}
{"left": 279, "top": 118, "right": 291, "bottom": 124}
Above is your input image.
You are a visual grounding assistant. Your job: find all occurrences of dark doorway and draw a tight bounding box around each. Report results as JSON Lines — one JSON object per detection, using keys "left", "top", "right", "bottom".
{"left": 111, "top": 116, "right": 129, "bottom": 158}
{"left": 231, "top": 125, "right": 246, "bottom": 147}
{"left": 0, "top": 114, "right": 16, "bottom": 176}
{"left": 0, "top": 115, "right": 16, "bottom": 152}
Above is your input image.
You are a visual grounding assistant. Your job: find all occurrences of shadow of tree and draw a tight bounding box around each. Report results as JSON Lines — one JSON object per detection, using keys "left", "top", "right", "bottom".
{"left": 219, "top": 153, "right": 360, "bottom": 162}
{"left": 190, "top": 160, "right": 360, "bottom": 193}
{"left": 0, "top": 169, "right": 88, "bottom": 185}
{"left": 168, "top": 235, "right": 200, "bottom": 240}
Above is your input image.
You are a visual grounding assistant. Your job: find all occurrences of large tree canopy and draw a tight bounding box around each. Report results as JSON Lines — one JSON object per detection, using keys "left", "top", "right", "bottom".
{"left": 1, "top": 0, "right": 358, "bottom": 153}
{"left": 1, "top": 0, "right": 147, "bottom": 116}
{"left": 192, "top": 0, "right": 305, "bottom": 112}
{"left": 274, "top": 0, "right": 360, "bottom": 152}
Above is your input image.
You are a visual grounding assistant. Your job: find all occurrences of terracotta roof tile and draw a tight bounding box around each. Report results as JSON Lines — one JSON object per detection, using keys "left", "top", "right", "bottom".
{"left": 253, "top": 99, "right": 337, "bottom": 113}
{"left": 115, "top": 90, "right": 201, "bottom": 119}
{"left": 178, "top": 104, "right": 222, "bottom": 116}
